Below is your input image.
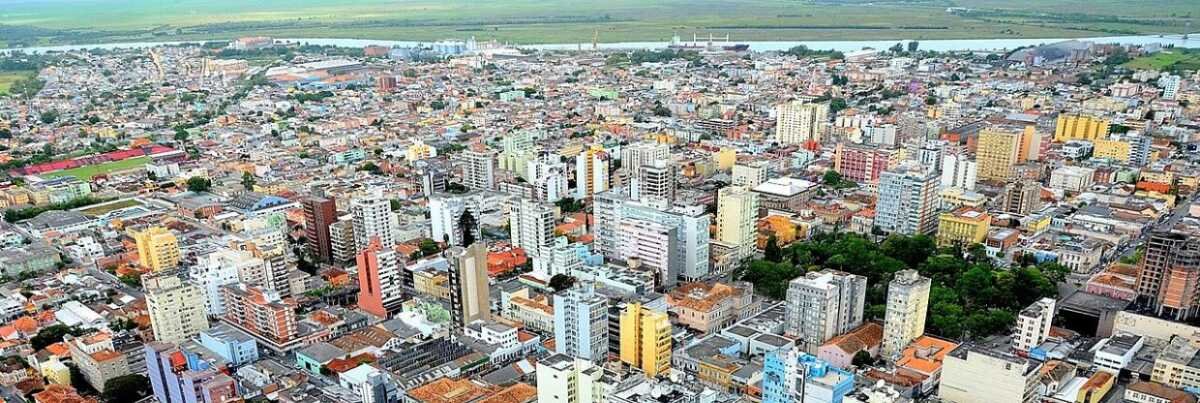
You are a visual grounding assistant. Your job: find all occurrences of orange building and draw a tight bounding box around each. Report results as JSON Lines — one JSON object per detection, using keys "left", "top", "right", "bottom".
{"left": 356, "top": 238, "right": 405, "bottom": 318}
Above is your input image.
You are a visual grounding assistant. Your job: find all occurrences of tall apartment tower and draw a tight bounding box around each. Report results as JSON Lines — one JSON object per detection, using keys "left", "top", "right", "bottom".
{"left": 356, "top": 239, "right": 405, "bottom": 318}
{"left": 429, "top": 193, "right": 483, "bottom": 247}
{"left": 135, "top": 226, "right": 181, "bottom": 272}
{"left": 1013, "top": 298, "right": 1055, "bottom": 352}
{"left": 633, "top": 160, "right": 675, "bottom": 203}
{"left": 447, "top": 243, "right": 490, "bottom": 328}
{"left": 785, "top": 270, "right": 868, "bottom": 352}
{"left": 1135, "top": 224, "right": 1200, "bottom": 320}
{"left": 881, "top": 270, "right": 931, "bottom": 358}
{"left": 536, "top": 354, "right": 605, "bottom": 403}
{"left": 976, "top": 127, "right": 1022, "bottom": 182}
{"left": 1000, "top": 180, "right": 1043, "bottom": 215}
{"left": 940, "top": 153, "right": 977, "bottom": 191}
{"left": 621, "top": 142, "right": 670, "bottom": 177}
{"left": 145, "top": 272, "right": 210, "bottom": 343}
{"left": 731, "top": 161, "right": 768, "bottom": 188}
{"left": 554, "top": 281, "right": 609, "bottom": 362}
{"left": 716, "top": 186, "right": 760, "bottom": 261}
{"left": 875, "top": 162, "right": 940, "bottom": 236}
{"left": 575, "top": 144, "right": 610, "bottom": 199}
{"left": 351, "top": 195, "right": 397, "bottom": 251}
{"left": 509, "top": 198, "right": 556, "bottom": 259}
{"left": 302, "top": 196, "right": 337, "bottom": 262}
{"left": 619, "top": 302, "right": 672, "bottom": 377}
{"left": 456, "top": 146, "right": 496, "bottom": 191}
{"left": 775, "top": 101, "right": 829, "bottom": 145}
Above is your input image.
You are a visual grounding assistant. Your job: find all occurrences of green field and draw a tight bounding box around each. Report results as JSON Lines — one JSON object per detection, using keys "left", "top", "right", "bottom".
{"left": 41, "top": 156, "right": 151, "bottom": 180}
{"left": 0, "top": 71, "right": 34, "bottom": 96}
{"left": 1, "top": 0, "right": 1197, "bottom": 47}
{"left": 1125, "top": 49, "right": 1200, "bottom": 71}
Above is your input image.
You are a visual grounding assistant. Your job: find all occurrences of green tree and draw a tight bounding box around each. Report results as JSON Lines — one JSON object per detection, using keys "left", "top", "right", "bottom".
{"left": 418, "top": 238, "right": 441, "bottom": 257}
{"left": 852, "top": 350, "right": 874, "bottom": 367}
{"left": 358, "top": 162, "right": 382, "bottom": 175}
{"left": 31, "top": 325, "right": 83, "bottom": 351}
{"left": 241, "top": 171, "right": 256, "bottom": 190}
{"left": 186, "top": 176, "right": 212, "bottom": 192}
{"left": 67, "top": 363, "right": 97, "bottom": 395}
{"left": 764, "top": 234, "right": 783, "bottom": 263}
{"left": 102, "top": 374, "right": 150, "bottom": 403}
{"left": 823, "top": 170, "right": 843, "bottom": 186}
{"left": 550, "top": 274, "right": 577, "bottom": 292}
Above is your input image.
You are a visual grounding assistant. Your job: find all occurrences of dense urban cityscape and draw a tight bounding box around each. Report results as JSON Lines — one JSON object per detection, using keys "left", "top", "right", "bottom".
{"left": 0, "top": 23, "right": 1198, "bottom": 403}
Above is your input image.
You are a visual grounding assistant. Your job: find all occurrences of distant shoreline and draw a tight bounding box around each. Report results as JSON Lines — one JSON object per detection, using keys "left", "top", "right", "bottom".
{"left": 3, "top": 34, "right": 1198, "bottom": 55}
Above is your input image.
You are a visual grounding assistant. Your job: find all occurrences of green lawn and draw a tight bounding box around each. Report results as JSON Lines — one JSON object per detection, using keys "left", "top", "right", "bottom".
{"left": 0, "top": 0, "right": 1196, "bottom": 46}
{"left": 77, "top": 199, "right": 143, "bottom": 216}
{"left": 1124, "top": 49, "right": 1200, "bottom": 71}
{"left": 0, "top": 71, "right": 35, "bottom": 96}
{"left": 41, "top": 156, "right": 151, "bottom": 180}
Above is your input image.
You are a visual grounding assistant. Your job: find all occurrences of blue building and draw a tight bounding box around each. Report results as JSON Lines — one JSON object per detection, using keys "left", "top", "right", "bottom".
{"left": 145, "top": 341, "right": 237, "bottom": 403}
{"left": 763, "top": 348, "right": 855, "bottom": 403}
{"left": 199, "top": 323, "right": 259, "bottom": 367}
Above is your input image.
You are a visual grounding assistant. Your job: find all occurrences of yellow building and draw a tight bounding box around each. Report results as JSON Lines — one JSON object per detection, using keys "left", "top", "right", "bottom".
{"left": 715, "top": 148, "right": 736, "bottom": 171}
{"left": 1140, "top": 170, "right": 1174, "bottom": 186}
{"left": 1076, "top": 372, "right": 1114, "bottom": 403}
{"left": 1054, "top": 114, "right": 1110, "bottom": 142}
{"left": 1093, "top": 139, "right": 1131, "bottom": 163}
{"left": 413, "top": 269, "right": 451, "bottom": 300}
{"left": 406, "top": 140, "right": 438, "bottom": 163}
{"left": 977, "top": 127, "right": 1022, "bottom": 182}
{"left": 938, "top": 187, "right": 987, "bottom": 209}
{"left": 936, "top": 207, "right": 990, "bottom": 247}
{"left": 134, "top": 226, "right": 180, "bottom": 272}
{"left": 41, "top": 357, "right": 71, "bottom": 386}
{"left": 1016, "top": 125, "right": 1041, "bottom": 162}
{"left": 619, "top": 303, "right": 672, "bottom": 377}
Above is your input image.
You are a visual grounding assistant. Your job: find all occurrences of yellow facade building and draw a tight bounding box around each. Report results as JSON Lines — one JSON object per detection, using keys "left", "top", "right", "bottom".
{"left": 405, "top": 140, "right": 438, "bottom": 163}
{"left": 1054, "top": 114, "right": 1110, "bottom": 142}
{"left": 936, "top": 208, "right": 991, "bottom": 247}
{"left": 715, "top": 148, "right": 736, "bottom": 171}
{"left": 977, "top": 127, "right": 1022, "bottom": 182}
{"left": 134, "top": 226, "right": 180, "bottom": 272}
{"left": 1092, "top": 139, "right": 1131, "bottom": 163}
{"left": 619, "top": 303, "right": 672, "bottom": 377}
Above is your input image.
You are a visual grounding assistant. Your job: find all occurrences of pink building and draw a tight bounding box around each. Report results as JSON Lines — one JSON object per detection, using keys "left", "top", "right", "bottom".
{"left": 817, "top": 322, "right": 883, "bottom": 369}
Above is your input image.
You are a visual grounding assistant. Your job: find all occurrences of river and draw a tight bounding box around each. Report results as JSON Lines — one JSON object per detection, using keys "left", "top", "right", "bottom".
{"left": 2, "top": 34, "right": 1198, "bottom": 55}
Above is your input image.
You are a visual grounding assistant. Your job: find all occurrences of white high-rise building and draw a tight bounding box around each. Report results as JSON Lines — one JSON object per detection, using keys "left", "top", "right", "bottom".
{"left": 527, "top": 153, "right": 570, "bottom": 203}
{"left": 881, "top": 270, "right": 931, "bottom": 359}
{"left": 775, "top": 101, "right": 829, "bottom": 145}
{"left": 1160, "top": 74, "right": 1181, "bottom": 100}
{"left": 717, "top": 186, "right": 760, "bottom": 261}
{"left": 940, "top": 153, "right": 978, "bottom": 191}
{"left": 731, "top": 162, "right": 768, "bottom": 188}
{"left": 554, "top": 282, "right": 609, "bottom": 362}
{"left": 1014, "top": 298, "right": 1055, "bottom": 352}
{"left": 785, "top": 270, "right": 867, "bottom": 352}
{"left": 621, "top": 142, "right": 670, "bottom": 177}
{"left": 536, "top": 354, "right": 606, "bottom": 403}
{"left": 616, "top": 218, "right": 678, "bottom": 287}
{"left": 632, "top": 160, "right": 674, "bottom": 203}
{"left": 351, "top": 195, "right": 398, "bottom": 251}
{"left": 145, "top": 272, "right": 210, "bottom": 343}
{"left": 510, "top": 198, "right": 556, "bottom": 259}
{"left": 547, "top": 237, "right": 584, "bottom": 277}
{"left": 875, "top": 162, "right": 940, "bottom": 235}
{"left": 456, "top": 147, "right": 496, "bottom": 191}
{"left": 189, "top": 248, "right": 263, "bottom": 317}
{"left": 429, "top": 193, "right": 484, "bottom": 247}
{"left": 594, "top": 191, "right": 710, "bottom": 280}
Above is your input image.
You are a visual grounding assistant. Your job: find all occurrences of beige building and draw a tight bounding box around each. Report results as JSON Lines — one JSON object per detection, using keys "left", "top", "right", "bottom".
{"left": 976, "top": 127, "right": 1022, "bottom": 182}
{"left": 940, "top": 344, "right": 1043, "bottom": 403}
{"left": 65, "top": 332, "right": 130, "bottom": 391}
{"left": 882, "top": 270, "right": 931, "bottom": 359}
{"left": 502, "top": 288, "right": 554, "bottom": 334}
{"left": 145, "top": 272, "right": 210, "bottom": 343}
{"left": 775, "top": 101, "right": 829, "bottom": 145}
{"left": 134, "top": 226, "right": 181, "bottom": 272}
{"left": 448, "top": 243, "right": 491, "bottom": 327}
{"left": 412, "top": 268, "right": 451, "bottom": 301}
{"left": 716, "top": 186, "right": 759, "bottom": 261}
{"left": 667, "top": 282, "right": 756, "bottom": 334}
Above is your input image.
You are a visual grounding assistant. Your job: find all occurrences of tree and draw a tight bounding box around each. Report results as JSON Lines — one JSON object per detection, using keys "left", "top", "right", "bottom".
{"left": 186, "top": 176, "right": 212, "bottom": 192}
{"left": 174, "top": 127, "right": 189, "bottom": 142}
{"left": 550, "top": 274, "right": 577, "bottom": 292}
{"left": 102, "top": 374, "right": 150, "bottom": 403}
{"left": 241, "top": 171, "right": 256, "bottom": 190}
{"left": 358, "top": 162, "right": 382, "bottom": 175}
{"left": 823, "top": 170, "right": 844, "bottom": 187}
{"left": 852, "top": 350, "right": 874, "bottom": 367}
{"left": 764, "top": 235, "right": 784, "bottom": 263}
{"left": 31, "top": 325, "right": 83, "bottom": 351}
{"left": 829, "top": 98, "right": 848, "bottom": 114}
{"left": 418, "top": 238, "right": 440, "bottom": 257}
{"left": 67, "top": 363, "right": 97, "bottom": 396}
{"left": 555, "top": 197, "right": 585, "bottom": 213}
{"left": 907, "top": 41, "right": 919, "bottom": 53}
{"left": 119, "top": 273, "right": 142, "bottom": 288}
{"left": 39, "top": 109, "right": 59, "bottom": 124}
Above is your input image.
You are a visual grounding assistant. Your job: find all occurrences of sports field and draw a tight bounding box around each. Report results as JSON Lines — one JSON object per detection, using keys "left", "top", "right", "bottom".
{"left": 1, "top": 0, "right": 1196, "bottom": 47}
{"left": 0, "top": 71, "right": 34, "bottom": 96}
{"left": 41, "top": 156, "right": 151, "bottom": 180}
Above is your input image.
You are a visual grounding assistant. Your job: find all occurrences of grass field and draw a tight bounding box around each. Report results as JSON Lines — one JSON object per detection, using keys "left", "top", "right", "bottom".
{"left": 42, "top": 156, "right": 151, "bottom": 180}
{"left": 1, "top": 0, "right": 1197, "bottom": 47}
{"left": 0, "top": 71, "right": 34, "bottom": 96}
{"left": 77, "top": 199, "right": 142, "bottom": 216}
{"left": 1125, "top": 49, "right": 1200, "bottom": 71}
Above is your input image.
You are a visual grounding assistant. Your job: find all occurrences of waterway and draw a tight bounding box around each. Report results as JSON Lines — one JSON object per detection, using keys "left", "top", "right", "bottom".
{"left": 2, "top": 34, "right": 1198, "bottom": 55}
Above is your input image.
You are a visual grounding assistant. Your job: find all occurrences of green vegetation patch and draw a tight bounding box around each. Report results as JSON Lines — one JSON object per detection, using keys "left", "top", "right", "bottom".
{"left": 1124, "top": 49, "right": 1200, "bottom": 72}
{"left": 0, "top": 71, "right": 36, "bottom": 96}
